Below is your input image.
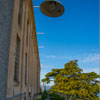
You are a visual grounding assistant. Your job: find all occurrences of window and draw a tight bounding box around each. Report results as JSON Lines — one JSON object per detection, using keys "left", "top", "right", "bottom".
{"left": 18, "top": 0, "right": 23, "bottom": 28}
{"left": 26, "top": 22, "right": 29, "bottom": 47}
{"left": 14, "top": 35, "right": 20, "bottom": 82}
{"left": 25, "top": 53, "right": 27, "bottom": 84}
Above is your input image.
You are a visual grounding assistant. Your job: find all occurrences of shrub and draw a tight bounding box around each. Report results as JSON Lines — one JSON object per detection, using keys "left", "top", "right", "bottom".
{"left": 49, "top": 92, "right": 65, "bottom": 100}
{"left": 37, "top": 91, "right": 48, "bottom": 100}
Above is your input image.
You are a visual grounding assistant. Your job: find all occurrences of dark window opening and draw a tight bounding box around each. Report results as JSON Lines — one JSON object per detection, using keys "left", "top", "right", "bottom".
{"left": 14, "top": 35, "right": 20, "bottom": 82}
{"left": 25, "top": 53, "right": 27, "bottom": 85}
{"left": 26, "top": 22, "right": 29, "bottom": 47}
{"left": 18, "top": 0, "right": 23, "bottom": 28}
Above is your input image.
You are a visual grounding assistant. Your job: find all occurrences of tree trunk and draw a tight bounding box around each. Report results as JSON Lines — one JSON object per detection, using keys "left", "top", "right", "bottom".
{"left": 43, "top": 82, "right": 44, "bottom": 93}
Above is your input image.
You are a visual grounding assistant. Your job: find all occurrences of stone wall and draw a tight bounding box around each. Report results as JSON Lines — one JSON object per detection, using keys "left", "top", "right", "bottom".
{"left": 0, "top": 0, "right": 14, "bottom": 99}
{"left": 0, "top": 0, "right": 40, "bottom": 100}
{"left": 5, "top": 0, "right": 40, "bottom": 100}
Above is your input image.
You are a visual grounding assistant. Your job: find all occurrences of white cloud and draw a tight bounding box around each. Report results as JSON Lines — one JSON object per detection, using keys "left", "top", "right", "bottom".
{"left": 40, "top": 72, "right": 47, "bottom": 80}
{"left": 83, "top": 67, "right": 99, "bottom": 74}
{"left": 65, "top": 53, "right": 99, "bottom": 63}
{"left": 37, "top": 32, "right": 45, "bottom": 34}
{"left": 46, "top": 55, "right": 57, "bottom": 58}
{"left": 41, "top": 64, "right": 54, "bottom": 68}
{"left": 40, "top": 72, "right": 47, "bottom": 76}
{"left": 40, "top": 71, "right": 54, "bottom": 86}
{"left": 39, "top": 46, "right": 45, "bottom": 48}
{"left": 65, "top": 56, "right": 81, "bottom": 60}
{"left": 81, "top": 54, "right": 99, "bottom": 63}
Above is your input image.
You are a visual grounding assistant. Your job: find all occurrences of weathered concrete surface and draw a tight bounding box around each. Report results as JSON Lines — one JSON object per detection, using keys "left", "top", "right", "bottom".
{"left": 0, "top": 0, "right": 40, "bottom": 100}
{"left": 0, "top": 0, "right": 14, "bottom": 99}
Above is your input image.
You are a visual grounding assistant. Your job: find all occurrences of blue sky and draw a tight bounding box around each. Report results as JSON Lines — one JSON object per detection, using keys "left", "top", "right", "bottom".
{"left": 33, "top": 0, "right": 99, "bottom": 85}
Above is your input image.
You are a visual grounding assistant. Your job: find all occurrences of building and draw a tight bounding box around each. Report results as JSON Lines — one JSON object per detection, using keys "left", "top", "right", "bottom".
{"left": 0, "top": 0, "right": 40, "bottom": 100}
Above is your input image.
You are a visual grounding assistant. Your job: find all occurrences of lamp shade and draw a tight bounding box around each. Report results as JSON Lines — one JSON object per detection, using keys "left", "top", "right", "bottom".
{"left": 40, "top": 0, "right": 64, "bottom": 17}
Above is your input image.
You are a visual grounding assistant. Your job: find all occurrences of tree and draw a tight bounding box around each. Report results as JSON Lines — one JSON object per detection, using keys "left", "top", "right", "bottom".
{"left": 42, "top": 60, "right": 100, "bottom": 100}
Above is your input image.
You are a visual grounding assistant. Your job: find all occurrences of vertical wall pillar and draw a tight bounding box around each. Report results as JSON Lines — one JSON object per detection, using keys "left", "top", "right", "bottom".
{"left": 0, "top": 0, "right": 14, "bottom": 99}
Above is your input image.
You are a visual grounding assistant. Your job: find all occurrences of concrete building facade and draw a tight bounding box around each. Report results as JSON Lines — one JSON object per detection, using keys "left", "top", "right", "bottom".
{"left": 0, "top": 0, "right": 40, "bottom": 100}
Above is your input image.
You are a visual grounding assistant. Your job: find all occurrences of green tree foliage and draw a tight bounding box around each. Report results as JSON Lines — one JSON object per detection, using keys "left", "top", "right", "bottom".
{"left": 42, "top": 60, "right": 100, "bottom": 100}
{"left": 49, "top": 92, "right": 65, "bottom": 100}
{"left": 37, "top": 91, "right": 47, "bottom": 100}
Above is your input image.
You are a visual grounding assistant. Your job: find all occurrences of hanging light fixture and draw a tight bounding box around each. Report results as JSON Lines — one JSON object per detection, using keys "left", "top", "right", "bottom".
{"left": 40, "top": 0, "right": 64, "bottom": 17}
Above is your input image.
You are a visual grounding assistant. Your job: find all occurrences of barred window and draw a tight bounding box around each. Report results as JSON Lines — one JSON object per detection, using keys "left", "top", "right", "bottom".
{"left": 14, "top": 35, "right": 20, "bottom": 82}
{"left": 26, "top": 22, "right": 29, "bottom": 47}
{"left": 25, "top": 53, "right": 27, "bottom": 84}
{"left": 18, "top": 0, "right": 23, "bottom": 28}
